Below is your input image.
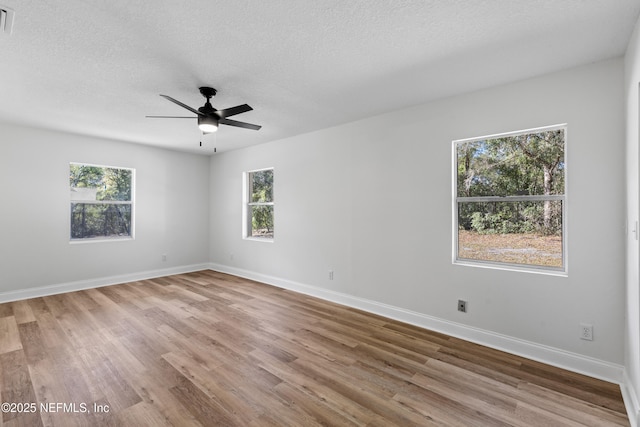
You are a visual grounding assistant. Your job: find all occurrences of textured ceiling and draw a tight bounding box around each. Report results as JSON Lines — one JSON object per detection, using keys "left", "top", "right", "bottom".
{"left": 1, "top": 1, "right": 638, "bottom": 154}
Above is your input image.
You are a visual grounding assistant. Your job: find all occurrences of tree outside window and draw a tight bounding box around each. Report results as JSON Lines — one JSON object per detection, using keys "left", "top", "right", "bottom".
{"left": 246, "top": 168, "right": 274, "bottom": 239}
{"left": 454, "top": 125, "right": 566, "bottom": 272}
{"left": 70, "top": 163, "right": 134, "bottom": 240}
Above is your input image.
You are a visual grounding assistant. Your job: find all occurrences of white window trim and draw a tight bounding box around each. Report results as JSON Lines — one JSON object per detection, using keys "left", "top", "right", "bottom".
{"left": 69, "top": 162, "right": 135, "bottom": 243}
{"left": 451, "top": 124, "right": 568, "bottom": 276}
{"left": 243, "top": 167, "right": 274, "bottom": 242}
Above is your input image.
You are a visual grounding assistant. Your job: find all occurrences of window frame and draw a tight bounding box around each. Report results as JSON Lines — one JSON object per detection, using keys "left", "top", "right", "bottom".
{"left": 243, "top": 167, "right": 274, "bottom": 242}
{"left": 69, "top": 162, "right": 135, "bottom": 243}
{"left": 452, "top": 124, "right": 567, "bottom": 275}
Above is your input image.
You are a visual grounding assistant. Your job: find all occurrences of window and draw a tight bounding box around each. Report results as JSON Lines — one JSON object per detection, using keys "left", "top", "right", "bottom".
{"left": 244, "top": 168, "right": 274, "bottom": 240}
{"left": 453, "top": 125, "right": 566, "bottom": 273}
{"left": 70, "top": 163, "right": 134, "bottom": 241}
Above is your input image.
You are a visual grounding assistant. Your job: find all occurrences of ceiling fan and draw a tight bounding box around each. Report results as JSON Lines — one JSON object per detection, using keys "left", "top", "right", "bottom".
{"left": 146, "top": 86, "right": 261, "bottom": 136}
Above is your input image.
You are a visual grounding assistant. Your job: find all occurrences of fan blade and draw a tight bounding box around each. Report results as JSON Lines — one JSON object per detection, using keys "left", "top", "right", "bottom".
{"left": 146, "top": 116, "right": 195, "bottom": 118}
{"left": 219, "top": 118, "right": 261, "bottom": 130}
{"left": 216, "top": 104, "right": 253, "bottom": 118}
{"left": 159, "top": 94, "right": 204, "bottom": 116}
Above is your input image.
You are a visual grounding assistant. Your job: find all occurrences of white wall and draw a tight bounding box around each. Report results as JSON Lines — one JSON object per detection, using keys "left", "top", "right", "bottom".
{"left": 624, "top": 13, "right": 640, "bottom": 424}
{"left": 210, "top": 59, "right": 626, "bottom": 376}
{"left": 0, "top": 123, "right": 211, "bottom": 295}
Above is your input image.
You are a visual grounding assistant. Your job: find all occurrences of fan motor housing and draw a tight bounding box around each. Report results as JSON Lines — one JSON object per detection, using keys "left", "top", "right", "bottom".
{"left": 199, "top": 87, "right": 217, "bottom": 99}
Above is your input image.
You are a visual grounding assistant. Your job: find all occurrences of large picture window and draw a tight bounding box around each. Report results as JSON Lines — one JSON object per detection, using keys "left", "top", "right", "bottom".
{"left": 70, "top": 163, "right": 134, "bottom": 241}
{"left": 244, "top": 168, "right": 274, "bottom": 240}
{"left": 453, "top": 125, "right": 566, "bottom": 273}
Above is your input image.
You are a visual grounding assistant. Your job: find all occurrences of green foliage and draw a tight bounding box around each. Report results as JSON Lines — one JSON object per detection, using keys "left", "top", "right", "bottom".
{"left": 251, "top": 205, "right": 274, "bottom": 237}
{"left": 457, "top": 129, "right": 564, "bottom": 235}
{"left": 470, "top": 211, "right": 512, "bottom": 234}
{"left": 249, "top": 170, "right": 274, "bottom": 237}
{"left": 70, "top": 204, "right": 131, "bottom": 239}
{"left": 100, "top": 168, "right": 132, "bottom": 201}
{"left": 70, "top": 164, "right": 131, "bottom": 201}
{"left": 250, "top": 169, "right": 273, "bottom": 203}
{"left": 70, "top": 164, "right": 132, "bottom": 239}
{"left": 466, "top": 201, "right": 560, "bottom": 235}
{"left": 70, "top": 164, "right": 103, "bottom": 188}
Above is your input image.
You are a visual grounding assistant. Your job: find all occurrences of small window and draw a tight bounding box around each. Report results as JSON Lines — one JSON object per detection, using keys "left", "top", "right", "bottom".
{"left": 244, "top": 168, "right": 274, "bottom": 240}
{"left": 70, "top": 163, "right": 134, "bottom": 241}
{"left": 453, "top": 125, "right": 566, "bottom": 273}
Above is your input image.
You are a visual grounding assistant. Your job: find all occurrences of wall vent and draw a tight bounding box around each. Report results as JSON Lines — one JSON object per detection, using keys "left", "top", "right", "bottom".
{"left": 0, "top": 5, "right": 15, "bottom": 36}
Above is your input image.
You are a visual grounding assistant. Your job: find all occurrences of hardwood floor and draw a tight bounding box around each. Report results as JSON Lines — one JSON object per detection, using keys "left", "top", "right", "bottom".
{"left": 0, "top": 270, "right": 629, "bottom": 426}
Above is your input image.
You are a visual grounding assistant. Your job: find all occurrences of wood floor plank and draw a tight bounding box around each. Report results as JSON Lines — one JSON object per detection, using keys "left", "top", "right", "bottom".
{"left": 208, "top": 361, "right": 284, "bottom": 418}
{"left": 418, "top": 358, "right": 520, "bottom": 411}
{"left": 517, "top": 381, "right": 630, "bottom": 426}
{"left": 27, "top": 356, "right": 103, "bottom": 427}
{"left": 120, "top": 358, "right": 200, "bottom": 426}
{"left": 169, "top": 375, "right": 236, "bottom": 427}
{"left": 76, "top": 345, "right": 142, "bottom": 412}
{"left": 513, "top": 400, "right": 590, "bottom": 427}
{"left": 116, "top": 401, "right": 173, "bottom": 427}
{"left": 46, "top": 344, "right": 98, "bottom": 407}
{"left": 162, "top": 349, "right": 261, "bottom": 425}
{"left": 270, "top": 381, "right": 362, "bottom": 427}
{"left": 10, "top": 301, "right": 35, "bottom": 325}
{"left": 294, "top": 358, "right": 434, "bottom": 427}
{"left": 249, "top": 347, "right": 378, "bottom": 424}
{"left": 0, "top": 350, "right": 42, "bottom": 426}
{"left": 0, "top": 303, "right": 14, "bottom": 319}
{"left": 408, "top": 371, "right": 526, "bottom": 426}
{"left": 393, "top": 383, "right": 499, "bottom": 427}
{"left": 29, "top": 313, "right": 67, "bottom": 351}
{"left": 17, "top": 322, "right": 46, "bottom": 365}
{"left": 0, "top": 270, "right": 629, "bottom": 426}
{"left": 0, "top": 317, "right": 22, "bottom": 355}
{"left": 277, "top": 327, "right": 360, "bottom": 367}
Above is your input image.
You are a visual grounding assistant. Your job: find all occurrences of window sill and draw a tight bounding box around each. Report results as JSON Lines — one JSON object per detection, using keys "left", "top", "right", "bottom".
{"left": 453, "top": 259, "right": 567, "bottom": 277}
{"left": 243, "top": 237, "right": 274, "bottom": 243}
{"left": 70, "top": 236, "right": 134, "bottom": 244}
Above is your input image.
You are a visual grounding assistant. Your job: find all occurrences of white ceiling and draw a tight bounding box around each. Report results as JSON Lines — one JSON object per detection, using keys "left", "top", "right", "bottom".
{"left": 1, "top": 1, "right": 638, "bottom": 155}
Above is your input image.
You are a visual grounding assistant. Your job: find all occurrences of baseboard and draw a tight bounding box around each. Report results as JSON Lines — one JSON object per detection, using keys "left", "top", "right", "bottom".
{"left": 0, "top": 263, "right": 211, "bottom": 304}
{"left": 621, "top": 370, "right": 640, "bottom": 427}
{"left": 208, "top": 262, "right": 625, "bottom": 385}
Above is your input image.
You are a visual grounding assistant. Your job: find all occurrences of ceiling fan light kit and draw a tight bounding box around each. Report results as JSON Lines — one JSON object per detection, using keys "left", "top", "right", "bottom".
{"left": 198, "top": 114, "right": 218, "bottom": 133}
{"left": 147, "top": 86, "right": 261, "bottom": 145}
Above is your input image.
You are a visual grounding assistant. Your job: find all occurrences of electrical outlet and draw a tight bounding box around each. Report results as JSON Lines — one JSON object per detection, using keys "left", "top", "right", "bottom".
{"left": 162, "top": 254, "right": 167, "bottom": 262}
{"left": 328, "top": 270, "right": 334, "bottom": 280}
{"left": 580, "top": 323, "right": 593, "bottom": 341}
{"left": 458, "top": 300, "right": 467, "bottom": 313}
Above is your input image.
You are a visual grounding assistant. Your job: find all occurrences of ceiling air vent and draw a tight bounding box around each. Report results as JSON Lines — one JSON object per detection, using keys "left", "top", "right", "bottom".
{"left": 0, "top": 5, "right": 15, "bottom": 36}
